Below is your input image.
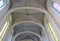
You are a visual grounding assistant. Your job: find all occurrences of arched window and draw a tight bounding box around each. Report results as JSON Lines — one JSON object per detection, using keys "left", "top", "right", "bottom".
{"left": 48, "top": 22, "right": 58, "bottom": 41}
{"left": 0, "top": 0, "right": 6, "bottom": 10}
{"left": 52, "top": 2, "right": 60, "bottom": 13}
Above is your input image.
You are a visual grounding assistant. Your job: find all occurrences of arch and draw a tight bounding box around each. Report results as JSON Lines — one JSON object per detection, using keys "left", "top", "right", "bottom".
{"left": 12, "top": 31, "right": 43, "bottom": 41}
{"left": 5, "top": 7, "right": 51, "bottom": 41}
{"left": 11, "top": 21, "right": 49, "bottom": 41}
{"left": 4, "top": 7, "right": 52, "bottom": 23}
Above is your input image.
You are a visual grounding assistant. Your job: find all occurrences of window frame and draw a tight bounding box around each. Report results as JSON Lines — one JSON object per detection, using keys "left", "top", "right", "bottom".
{"left": 0, "top": 0, "right": 6, "bottom": 10}
{"left": 48, "top": 0, "right": 60, "bottom": 15}
{"left": 52, "top": 2, "right": 60, "bottom": 13}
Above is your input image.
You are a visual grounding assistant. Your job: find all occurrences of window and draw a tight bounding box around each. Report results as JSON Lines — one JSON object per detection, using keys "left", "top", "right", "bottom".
{"left": 48, "top": 22, "right": 58, "bottom": 41}
{"left": 52, "top": 2, "right": 60, "bottom": 13}
{"left": 0, "top": 0, "right": 6, "bottom": 10}
{"left": 0, "top": 0, "right": 3, "bottom": 8}
{"left": 10, "top": 15, "right": 12, "bottom": 21}
{"left": 0, "top": 19, "right": 10, "bottom": 41}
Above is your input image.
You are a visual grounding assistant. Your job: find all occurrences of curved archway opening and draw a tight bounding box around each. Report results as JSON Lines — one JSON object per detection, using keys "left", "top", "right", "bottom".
{"left": 3, "top": 7, "right": 51, "bottom": 41}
